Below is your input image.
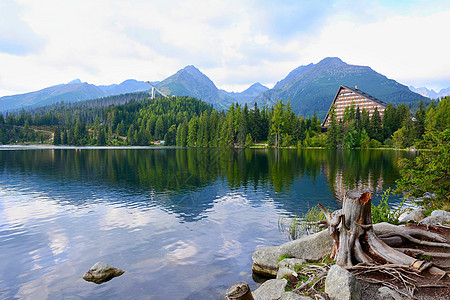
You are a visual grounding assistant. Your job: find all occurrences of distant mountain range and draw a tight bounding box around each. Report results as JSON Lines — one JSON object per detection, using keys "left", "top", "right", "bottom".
{"left": 0, "top": 79, "right": 153, "bottom": 112}
{"left": 255, "top": 57, "right": 426, "bottom": 118}
{"left": 408, "top": 85, "right": 450, "bottom": 99}
{"left": 221, "top": 83, "right": 269, "bottom": 104}
{"left": 0, "top": 57, "right": 429, "bottom": 118}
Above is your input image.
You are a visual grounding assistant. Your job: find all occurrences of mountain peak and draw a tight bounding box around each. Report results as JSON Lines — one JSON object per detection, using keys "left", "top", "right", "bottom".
{"left": 182, "top": 65, "right": 201, "bottom": 74}
{"left": 68, "top": 79, "right": 82, "bottom": 84}
{"left": 318, "top": 57, "right": 344, "bottom": 65}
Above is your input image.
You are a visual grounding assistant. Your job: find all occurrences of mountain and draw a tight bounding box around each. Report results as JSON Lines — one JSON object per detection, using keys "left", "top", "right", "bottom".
{"left": 221, "top": 82, "right": 269, "bottom": 104}
{"left": 0, "top": 79, "right": 151, "bottom": 112}
{"left": 409, "top": 85, "right": 450, "bottom": 99}
{"left": 255, "top": 57, "right": 426, "bottom": 118}
{"left": 156, "top": 65, "right": 234, "bottom": 110}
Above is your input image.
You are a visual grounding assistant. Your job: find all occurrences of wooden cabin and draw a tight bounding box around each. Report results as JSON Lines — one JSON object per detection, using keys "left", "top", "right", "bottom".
{"left": 322, "top": 85, "right": 388, "bottom": 128}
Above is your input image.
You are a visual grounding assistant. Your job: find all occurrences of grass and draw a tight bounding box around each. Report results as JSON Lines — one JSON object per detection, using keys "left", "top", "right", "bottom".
{"left": 371, "top": 188, "right": 406, "bottom": 225}
{"left": 278, "top": 254, "right": 294, "bottom": 262}
{"left": 278, "top": 205, "right": 327, "bottom": 240}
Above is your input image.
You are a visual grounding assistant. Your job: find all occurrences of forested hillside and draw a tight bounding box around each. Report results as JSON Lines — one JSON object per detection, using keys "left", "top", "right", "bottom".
{"left": 0, "top": 92, "right": 447, "bottom": 151}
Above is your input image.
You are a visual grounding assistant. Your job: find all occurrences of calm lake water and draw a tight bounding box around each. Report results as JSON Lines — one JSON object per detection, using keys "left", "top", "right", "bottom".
{"left": 0, "top": 147, "right": 415, "bottom": 299}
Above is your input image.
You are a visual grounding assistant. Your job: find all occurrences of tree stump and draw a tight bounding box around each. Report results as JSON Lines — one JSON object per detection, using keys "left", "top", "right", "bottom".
{"left": 319, "top": 190, "right": 448, "bottom": 277}
{"left": 226, "top": 281, "right": 254, "bottom": 300}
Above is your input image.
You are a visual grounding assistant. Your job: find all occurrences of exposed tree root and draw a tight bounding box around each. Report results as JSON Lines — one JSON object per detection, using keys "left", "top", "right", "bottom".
{"left": 318, "top": 190, "right": 449, "bottom": 281}
{"left": 394, "top": 248, "right": 450, "bottom": 259}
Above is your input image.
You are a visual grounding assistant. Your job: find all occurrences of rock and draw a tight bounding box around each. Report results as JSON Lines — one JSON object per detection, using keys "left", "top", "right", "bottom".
{"left": 252, "top": 246, "right": 283, "bottom": 277}
{"left": 280, "top": 230, "right": 334, "bottom": 262}
{"left": 252, "top": 230, "right": 333, "bottom": 277}
{"left": 377, "top": 286, "right": 403, "bottom": 300}
{"left": 277, "top": 258, "right": 306, "bottom": 279}
{"left": 280, "top": 292, "right": 313, "bottom": 299}
{"left": 420, "top": 210, "right": 450, "bottom": 225}
{"left": 431, "top": 210, "right": 450, "bottom": 218}
{"left": 82, "top": 262, "right": 124, "bottom": 284}
{"left": 398, "top": 208, "right": 426, "bottom": 223}
{"left": 252, "top": 279, "right": 287, "bottom": 300}
{"left": 325, "top": 265, "right": 361, "bottom": 300}
{"left": 278, "top": 258, "right": 306, "bottom": 269}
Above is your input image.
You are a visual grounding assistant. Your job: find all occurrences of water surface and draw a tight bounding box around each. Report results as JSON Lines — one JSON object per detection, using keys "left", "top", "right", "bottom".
{"left": 0, "top": 148, "right": 414, "bottom": 299}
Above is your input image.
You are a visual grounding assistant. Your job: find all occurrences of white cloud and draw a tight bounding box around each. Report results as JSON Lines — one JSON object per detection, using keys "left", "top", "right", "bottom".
{"left": 0, "top": 0, "right": 449, "bottom": 96}
{"left": 300, "top": 10, "right": 450, "bottom": 90}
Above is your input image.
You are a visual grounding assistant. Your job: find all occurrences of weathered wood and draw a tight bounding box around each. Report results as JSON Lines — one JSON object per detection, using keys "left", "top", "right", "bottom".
{"left": 226, "top": 281, "right": 254, "bottom": 300}
{"left": 319, "top": 189, "right": 449, "bottom": 278}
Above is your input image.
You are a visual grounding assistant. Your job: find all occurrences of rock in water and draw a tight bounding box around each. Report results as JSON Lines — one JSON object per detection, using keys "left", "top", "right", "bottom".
{"left": 83, "top": 262, "right": 124, "bottom": 284}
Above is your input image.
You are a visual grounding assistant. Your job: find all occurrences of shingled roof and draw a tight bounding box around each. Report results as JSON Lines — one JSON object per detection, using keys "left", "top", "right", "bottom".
{"left": 321, "top": 85, "right": 388, "bottom": 127}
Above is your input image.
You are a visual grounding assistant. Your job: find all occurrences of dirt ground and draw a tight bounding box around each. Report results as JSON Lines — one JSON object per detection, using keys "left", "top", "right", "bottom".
{"left": 358, "top": 223, "right": 450, "bottom": 300}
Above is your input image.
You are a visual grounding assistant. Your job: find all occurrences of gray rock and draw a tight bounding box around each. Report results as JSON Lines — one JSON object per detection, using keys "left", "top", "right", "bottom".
{"left": 420, "top": 210, "right": 450, "bottom": 225}
{"left": 277, "top": 258, "right": 306, "bottom": 279}
{"left": 252, "top": 279, "right": 287, "bottom": 300}
{"left": 377, "top": 286, "right": 403, "bottom": 300}
{"left": 277, "top": 267, "right": 296, "bottom": 280}
{"left": 398, "top": 208, "right": 426, "bottom": 223}
{"left": 252, "top": 246, "right": 283, "bottom": 277}
{"left": 82, "top": 262, "right": 124, "bottom": 284}
{"left": 252, "top": 230, "right": 333, "bottom": 277}
{"left": 278, "top": 258, "right": 306, "bottom": 269}
{"left": 431, "top": 210, "right": 450, "bottom": 218}
{"left": 281, "top": 292, "right": 313, "bottom": 299}
{"left": 325, "top": 265, "right": 361, "bottom": 300}
{"left": 280, "top": 229, "right": 333, "bottom": 261}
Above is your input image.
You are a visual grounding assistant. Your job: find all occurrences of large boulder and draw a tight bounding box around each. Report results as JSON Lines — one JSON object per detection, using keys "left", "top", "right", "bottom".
{"left": 252, "top": 230, "right": 333, "bottom": 277}
{"left": 252, "top": 279, "right": 287, "bottom": 300}
{"left": 420, "top": 210, "right": 450, "bottom": 225}
{"left": 398, "top": 208, "right": 426, "bottom": 223}
{"left": 280, "top": 230, "right": 333, "bottom": 261}
{"left": 325, "top": 265, "right": 361, "bottom": 300}
{"left": 82, "top": 262, "right": 124, "bottom": 284}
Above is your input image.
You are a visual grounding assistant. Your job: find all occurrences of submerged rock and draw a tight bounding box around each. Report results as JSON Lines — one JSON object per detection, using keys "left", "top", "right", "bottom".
{"left": 82, "top": 262, "right": 124, "bottom": 284}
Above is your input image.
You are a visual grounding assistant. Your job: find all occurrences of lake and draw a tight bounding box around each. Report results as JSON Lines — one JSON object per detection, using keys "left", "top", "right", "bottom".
{"left": 0, "top": 147, "right": 415, "bottom": 299}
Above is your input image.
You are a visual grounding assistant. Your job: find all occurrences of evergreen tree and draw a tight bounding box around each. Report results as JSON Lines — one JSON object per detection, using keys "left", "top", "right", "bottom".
{"left": 369, "top": 107, "right": 383, "bottom": 142}
{"left": 62, "top": 129, "right": 68, "bottom": 145}
{"left": 187, "top": 116, "right": 199, "bottom": 147}
{"left": 154, "top": 116, "right": 164, "bottom": 140}
{"left": 413, "top": 100, "right": 426, "bottom": 141}
{"left": 270, "top": 100, "right": 285, "bottom": 147}
{"left": 382, "top": 104, "right": 397, "bottom": 140}
{"left": 326, "top": 106, "right": 339, "bottom": 149}
{"left": 97, "top": 127, "right": 106, "bottom": 146}
{"left": 53, "top": 127, "right": 61, "bottom": 145}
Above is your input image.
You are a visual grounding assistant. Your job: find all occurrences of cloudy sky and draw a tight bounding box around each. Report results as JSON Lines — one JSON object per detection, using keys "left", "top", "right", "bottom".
{"left": 0, "top": 0, "right": 449, "bottom": 97}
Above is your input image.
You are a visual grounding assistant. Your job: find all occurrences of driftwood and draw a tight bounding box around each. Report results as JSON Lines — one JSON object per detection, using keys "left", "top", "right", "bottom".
{"left": 318, "top": 190, "right": 449, "bottom": 279}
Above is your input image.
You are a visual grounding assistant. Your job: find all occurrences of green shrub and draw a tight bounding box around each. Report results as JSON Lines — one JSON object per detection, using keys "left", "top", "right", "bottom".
{"left": 371, "top": 188, "right": 405, "bottom": 224}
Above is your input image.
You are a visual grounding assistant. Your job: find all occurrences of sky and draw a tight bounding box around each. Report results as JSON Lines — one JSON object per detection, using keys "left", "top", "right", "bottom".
{"left": 0, "top": 0, "right": 449, "bottom": 97}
